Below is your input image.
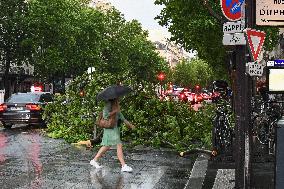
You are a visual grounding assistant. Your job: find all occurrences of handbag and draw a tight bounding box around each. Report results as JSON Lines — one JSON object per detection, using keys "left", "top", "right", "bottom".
{"left": 96, "top": 111, "right": 116, "bottom": 129}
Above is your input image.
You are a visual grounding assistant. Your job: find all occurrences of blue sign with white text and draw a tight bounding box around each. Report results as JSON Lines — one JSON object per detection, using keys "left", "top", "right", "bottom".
{"left": 274, "top": 60, "right": 284, "bottom": 67}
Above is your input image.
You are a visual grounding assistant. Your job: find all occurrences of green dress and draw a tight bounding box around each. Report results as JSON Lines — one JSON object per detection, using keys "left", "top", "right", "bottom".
{"left": 101, "top": 103, "right": 125, "bottom": 146}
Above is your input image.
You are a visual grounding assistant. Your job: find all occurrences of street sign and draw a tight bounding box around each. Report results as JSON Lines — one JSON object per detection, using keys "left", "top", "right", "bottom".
{"left": 275, "top": 59, "right": 284, "bottom": 67}
{"left": 223, "top": 33, "right": 246, "bottom": 45}
{"left": 244, "top": 29, "right": 266, "bottom": 62}
{"left": 223, "top": 21, "right": 245, "bottom": 34}
{"left": 246, "top": 62, "right": 265, "bottom": 76}
{"left": 267, "top": 61, "right": 275, "bottom": 66}
{"left": 220, "top": 0, "right": 245, "bottom": 21}
{"left": 256, "top": 0, "right": 284, "bottom": 26}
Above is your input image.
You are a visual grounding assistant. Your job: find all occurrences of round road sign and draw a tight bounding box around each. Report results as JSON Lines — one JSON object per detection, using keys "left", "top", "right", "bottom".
{"left": 221, "top": 0, "right": 245, "bottom": 21}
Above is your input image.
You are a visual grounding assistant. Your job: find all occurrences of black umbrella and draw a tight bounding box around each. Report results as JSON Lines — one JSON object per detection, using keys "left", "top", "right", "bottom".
{"left": 96, "top": 85, "right": 132, "bottom": 102}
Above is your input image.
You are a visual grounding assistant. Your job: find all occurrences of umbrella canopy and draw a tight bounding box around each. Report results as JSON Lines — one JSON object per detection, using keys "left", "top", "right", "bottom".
{"left": 96, "top": 85, "right": 132, "bottom": 102}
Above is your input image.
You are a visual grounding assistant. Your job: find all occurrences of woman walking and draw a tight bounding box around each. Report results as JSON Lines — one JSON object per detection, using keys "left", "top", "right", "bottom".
{"left": 90, "top": 98, "right": 135, "bottom": 172}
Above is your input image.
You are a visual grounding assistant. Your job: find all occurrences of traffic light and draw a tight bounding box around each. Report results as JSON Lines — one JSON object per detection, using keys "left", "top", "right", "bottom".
{"left": 157, "top": 72, "right": 166, "bottom": 82}
{"left": 195, "top": 85, "right": 201, "bottom": 92}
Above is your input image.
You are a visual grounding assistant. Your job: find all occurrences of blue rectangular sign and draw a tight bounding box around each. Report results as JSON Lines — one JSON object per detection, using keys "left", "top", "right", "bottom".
{"left": 274, "top": 60, "right": 284, "bottom": 67}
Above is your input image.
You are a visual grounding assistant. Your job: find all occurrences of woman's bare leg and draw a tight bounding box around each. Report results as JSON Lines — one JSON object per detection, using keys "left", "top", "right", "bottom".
{"left": 117, "top": 143, "right": 125, "bottom": 166}
{"left": 94, "top": 146, "right": 110, "bottom": 161}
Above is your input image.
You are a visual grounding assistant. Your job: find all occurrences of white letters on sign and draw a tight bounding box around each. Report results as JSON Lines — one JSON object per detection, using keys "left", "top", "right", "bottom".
{"left": 246, "top": 62, "right": 265, "bottom": 76}
{"left": 223, "top": 21, "right": 246, "bottom": 34}
{"left": 223, "top": 33, "right": 246, "bottom": 45}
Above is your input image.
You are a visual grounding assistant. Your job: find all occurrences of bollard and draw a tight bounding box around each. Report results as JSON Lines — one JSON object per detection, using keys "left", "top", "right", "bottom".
{"left": 275, "top": 116, "right": 284, "bottom": 189}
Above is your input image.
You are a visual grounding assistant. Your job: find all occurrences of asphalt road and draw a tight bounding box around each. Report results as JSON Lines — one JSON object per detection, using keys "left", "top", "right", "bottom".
{"left": 0, "top": 125, "right": 195, "bottom": 189}
{"left": 0, "top": 124, "right": 275, "bottom": 189}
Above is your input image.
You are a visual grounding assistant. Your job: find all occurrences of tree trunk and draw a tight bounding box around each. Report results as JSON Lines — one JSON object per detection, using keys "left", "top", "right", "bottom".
{"left": 3, "top": 50, "right": 12, "bottom": 100}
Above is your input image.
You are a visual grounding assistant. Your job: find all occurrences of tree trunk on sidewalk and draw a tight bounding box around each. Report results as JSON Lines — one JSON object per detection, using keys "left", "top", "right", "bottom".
{"left": 3, "top": 49, "right": 12, "bottom": 100}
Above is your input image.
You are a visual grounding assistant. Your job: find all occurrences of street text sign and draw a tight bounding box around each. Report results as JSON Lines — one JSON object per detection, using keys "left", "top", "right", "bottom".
{"left": 256, "top": 0, "right": 284, "bottom": 26}
{"left": 267, "top": 61, "right": 275, "bottom": 66}
{"left": 246, "top": 62, "right": 265, "bottom": 76}
{"left": 275, "top": 59, "right": 284, "bottom": 66}
{"left": 223, "top": 21, "right": 245, "bottom": 34}
{"left": 244, "top": 29, "right": 266, "bottom": 62}
{"left": 220, "top": 0, "right": 245, "bottom": 21}
{"left": 223, "top": 33, "right": 246, "bottom": 45}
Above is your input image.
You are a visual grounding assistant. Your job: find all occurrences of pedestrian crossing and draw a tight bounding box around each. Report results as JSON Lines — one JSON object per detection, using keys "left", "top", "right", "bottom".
{"left": 184, "top": 155, "right": 208, "bottom": 189}
{"left": 184, "top": 154, "right": 235, "bottom": 189}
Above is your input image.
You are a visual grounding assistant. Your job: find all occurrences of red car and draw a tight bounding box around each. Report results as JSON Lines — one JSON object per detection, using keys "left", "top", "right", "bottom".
{"left": 194, "top": 93, "right": 203, "bottom": 104}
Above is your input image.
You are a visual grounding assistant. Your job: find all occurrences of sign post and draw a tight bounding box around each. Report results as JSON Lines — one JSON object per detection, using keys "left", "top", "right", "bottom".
{"left": 220, "top": 0, "right": 254, "bottom": 188}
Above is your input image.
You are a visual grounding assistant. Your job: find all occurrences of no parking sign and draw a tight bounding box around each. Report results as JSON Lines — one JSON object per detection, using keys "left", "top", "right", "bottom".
{"left": 221, "top": 0, "right": 245, "bottom": 21}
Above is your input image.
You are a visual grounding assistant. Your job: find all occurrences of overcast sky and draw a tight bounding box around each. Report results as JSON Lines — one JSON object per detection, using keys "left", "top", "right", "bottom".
{"left": 107, "top": 0, "right": 196, "bottom": 57}
{"left": 108, "top": 0, "right": 169, "bottom": 34}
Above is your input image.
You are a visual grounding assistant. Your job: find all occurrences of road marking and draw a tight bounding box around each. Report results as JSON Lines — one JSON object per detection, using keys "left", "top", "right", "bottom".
{"left": 184, "top": 155, "right": 208, "bottom": 189}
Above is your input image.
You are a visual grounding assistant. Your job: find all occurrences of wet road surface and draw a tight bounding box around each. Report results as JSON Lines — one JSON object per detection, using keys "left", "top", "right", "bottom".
{"left": 0, "top": 125, "right": 275, "bottom": 189}
{"left": 0, "top": 125, "right": 195, "bottom": 189}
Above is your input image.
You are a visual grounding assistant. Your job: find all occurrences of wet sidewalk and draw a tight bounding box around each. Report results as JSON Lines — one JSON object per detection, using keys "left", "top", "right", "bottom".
{"left": 0, "top": 128, "right": 195, "bottom": 189}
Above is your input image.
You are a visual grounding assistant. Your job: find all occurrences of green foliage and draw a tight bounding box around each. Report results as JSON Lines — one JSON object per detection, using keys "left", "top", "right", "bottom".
{"left": 0, "top": 0, "right": 32, "bottom": 98}
{"left": 43, "top": 72, "right": 116, "bottom": 143}
{"left": 43, "top": 71, "right": 216, "bottom": 151}
{"left": 121, "top": 93, "right": 216, "bottom": 151}
{"left": 26, "top": 0, "right": 105, "bottom": 79}
{"left": 26, "top": 0, "right": 168, "bottom": 83}
{"left": 27, "top": 0, "right": 218, "bottom": 151}
{"left": 155, "top": 0, "right": 280, "bottom": 76}
{"left": 173, "top": 58, "right": 214, "bottom": 88}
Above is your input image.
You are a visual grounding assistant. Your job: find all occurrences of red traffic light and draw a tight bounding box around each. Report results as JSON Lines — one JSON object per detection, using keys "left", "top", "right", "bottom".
{"left": 195, "top": 85, "right": 200, "bottom": 90}
{"left": 157, "top": 72, "right": 166, "bottom": 81}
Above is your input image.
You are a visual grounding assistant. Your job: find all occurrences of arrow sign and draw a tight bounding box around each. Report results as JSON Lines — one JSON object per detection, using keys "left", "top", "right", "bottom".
{"left": 244, "top": 29, "right": 266, "bottom": 62}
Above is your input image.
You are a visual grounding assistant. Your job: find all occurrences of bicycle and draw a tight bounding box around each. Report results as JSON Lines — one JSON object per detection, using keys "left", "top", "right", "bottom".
{"left": 252, "top": 100, "right": 282, "bottom": 155}
{"left": 212, "top": 101, "right": 234, "bottom": 155}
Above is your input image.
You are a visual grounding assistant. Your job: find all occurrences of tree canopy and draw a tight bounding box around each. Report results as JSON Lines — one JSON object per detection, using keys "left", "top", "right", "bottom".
{"left": 0, "top": 0, "right": 31, "bottom": 98}
{"left": 26, "top": 0, "right": 168, "bottom": 88}
{"left": 173, "top": 58, "right": 214, "bottom": 88}
{"left": 155, "top": 0, "right": 280, "bottom": 76}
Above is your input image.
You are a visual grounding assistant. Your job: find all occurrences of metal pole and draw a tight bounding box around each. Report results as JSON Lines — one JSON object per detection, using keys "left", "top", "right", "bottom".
{"left": 234, "top": 45, "right": 246, "bottom": 189}
{"left": 245, "top": 0, "right": 254, "bottom": 188}
{"left": 235, "top": 0, "right": 254, "bottom": 188}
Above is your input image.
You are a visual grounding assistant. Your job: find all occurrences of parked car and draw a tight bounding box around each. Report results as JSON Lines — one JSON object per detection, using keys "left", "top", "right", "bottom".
{"left": 201, "top": 92, "right": 212, "bottom": 102}
{"left": 211, "top": 80, "right": 230, "bottom": 102}
{"left": 0, "top": 92, "right": 53, "bottom": 129}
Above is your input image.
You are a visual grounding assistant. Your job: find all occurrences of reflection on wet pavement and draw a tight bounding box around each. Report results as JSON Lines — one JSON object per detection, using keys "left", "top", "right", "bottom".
{"left": 0, "top": 132, "right": 7, "bottom": 165}
{"left": 24, "top": 133, "right": 43, "bottom": 189}
{"left": 0, "top": 127, "right": 194, "bottom": 189}
{"left": 90, "top": 168, "right": 124, "bottom": 189}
